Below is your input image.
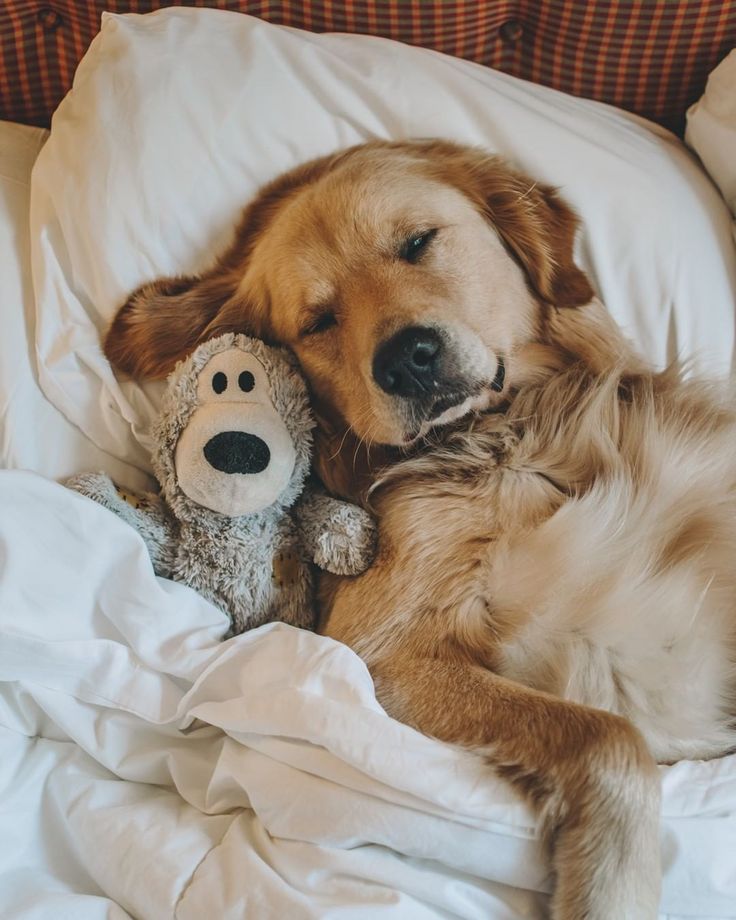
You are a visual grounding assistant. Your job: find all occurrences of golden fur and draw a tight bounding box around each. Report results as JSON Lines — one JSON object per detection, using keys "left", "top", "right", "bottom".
{"left": 105, "top": 140, "right": 736, "bottom": 919}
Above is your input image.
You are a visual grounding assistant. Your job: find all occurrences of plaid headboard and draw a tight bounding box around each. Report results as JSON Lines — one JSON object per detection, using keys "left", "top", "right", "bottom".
{"left": 2, "top": 1, "right": 735, "bottom": 133}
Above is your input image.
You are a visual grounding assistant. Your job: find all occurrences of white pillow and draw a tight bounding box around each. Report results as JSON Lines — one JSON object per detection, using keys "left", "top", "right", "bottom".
{"left": 0, "top": 119, "right": 147, "bottom": 485}
{"left": 30, "top": 8, "right": 736, "bottom": 478}
{"left": 686, "top": 49, "right": 736, "bottom": 223}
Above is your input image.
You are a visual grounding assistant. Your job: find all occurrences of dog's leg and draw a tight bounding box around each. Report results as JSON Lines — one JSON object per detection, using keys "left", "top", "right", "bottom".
{"left": 370, "top": 656, "right": 661, "bottom": 919}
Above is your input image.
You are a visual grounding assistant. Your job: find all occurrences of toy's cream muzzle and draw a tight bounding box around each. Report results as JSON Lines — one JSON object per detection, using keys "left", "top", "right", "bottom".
{"left": 174, "top": 350, "right": 296, "bottom": 516}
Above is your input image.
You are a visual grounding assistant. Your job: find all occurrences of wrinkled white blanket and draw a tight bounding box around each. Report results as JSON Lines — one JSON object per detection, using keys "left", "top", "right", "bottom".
{"left": 1, "top": 472, "right": 736, "bottom": 919}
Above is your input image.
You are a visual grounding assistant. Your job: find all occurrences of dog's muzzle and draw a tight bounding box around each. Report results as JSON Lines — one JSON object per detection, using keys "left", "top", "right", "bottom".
{"left": 203, "top": 431, "right": 271, "bottom": 475}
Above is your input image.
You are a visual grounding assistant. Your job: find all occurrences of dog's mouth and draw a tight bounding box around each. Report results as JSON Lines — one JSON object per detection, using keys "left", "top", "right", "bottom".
{"left": 403, "top": 357, "right": 506, "bottom": 444}
{"left": 490, "top": 356, "right": 506, "bottom": 394}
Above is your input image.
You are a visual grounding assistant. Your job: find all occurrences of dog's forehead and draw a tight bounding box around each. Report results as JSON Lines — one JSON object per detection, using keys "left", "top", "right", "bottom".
{"left": 195, "top": 349, "right": 274, "bottom": 407}
{"left": 310, "top": 166, "right": 475, "bottom": 238}
{"left": 259, "top": 164, "right": 479, "bottom": 299}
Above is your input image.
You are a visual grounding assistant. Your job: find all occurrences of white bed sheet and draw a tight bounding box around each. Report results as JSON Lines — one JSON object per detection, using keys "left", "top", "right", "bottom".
{"left": 2, "top": 471, "right": 736, "bottom": 920}
{"left": 2, "top": 11, "right": 736, "bottom": 918}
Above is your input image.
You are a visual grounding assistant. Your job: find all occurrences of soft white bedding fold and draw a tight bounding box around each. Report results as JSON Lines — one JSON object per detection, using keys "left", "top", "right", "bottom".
{"left": 1, "top": 471, "right": 735, "bottom": 919}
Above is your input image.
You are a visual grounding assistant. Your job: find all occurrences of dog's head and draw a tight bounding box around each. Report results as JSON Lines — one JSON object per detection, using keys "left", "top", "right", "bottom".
{"left": 106, "top": 141, "right": 602, "bottom": 480}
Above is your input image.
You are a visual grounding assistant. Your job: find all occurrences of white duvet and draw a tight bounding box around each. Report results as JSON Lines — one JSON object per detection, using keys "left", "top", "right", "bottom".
{"left": 3, "top": 471, "right": 736, "bottom": 920}
{"left": 2, "top": 10, "right": 736, "bottom": 919}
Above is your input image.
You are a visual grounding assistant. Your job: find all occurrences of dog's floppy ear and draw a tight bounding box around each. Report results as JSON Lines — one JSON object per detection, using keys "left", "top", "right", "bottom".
{"left": 421, "top": 142, "right": 594, "bottom": 309}
{"left": 104, "top": 271, "right": 247, "bottom": 379}
{"left": 483, "top": 176, "right": 595, "bottom": 308}
{"left": 104, "top": 150, "right": 354, "bottom": 379}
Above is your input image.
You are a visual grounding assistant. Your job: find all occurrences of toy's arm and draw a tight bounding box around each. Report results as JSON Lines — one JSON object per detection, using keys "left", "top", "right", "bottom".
{"left": 296, "top": 483, "right": 377, "bottom": 575}
{"left": 65, "top": 472, "right": 176, "bottom": 577}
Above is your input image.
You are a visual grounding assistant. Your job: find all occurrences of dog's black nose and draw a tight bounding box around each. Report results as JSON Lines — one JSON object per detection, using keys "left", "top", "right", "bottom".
{"left": 372, "top": 326, "right": 443, "bottom": 397}
{"left": 203, "top": 432, "right": 270, "bottom": 474}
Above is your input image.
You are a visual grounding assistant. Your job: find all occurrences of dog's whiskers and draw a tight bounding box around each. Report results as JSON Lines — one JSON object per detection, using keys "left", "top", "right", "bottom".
{"left": 327, "top": 422, "right": 356, "bottom": 464}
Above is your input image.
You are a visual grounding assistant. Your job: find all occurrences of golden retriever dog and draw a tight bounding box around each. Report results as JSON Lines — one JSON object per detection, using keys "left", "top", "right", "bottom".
{"left": 104, "top": 140, "right": 736, "bottom": 919}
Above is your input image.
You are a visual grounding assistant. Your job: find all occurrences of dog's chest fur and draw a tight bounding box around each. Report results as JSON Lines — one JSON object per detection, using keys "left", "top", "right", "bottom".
{"left": 373, "top": 366, "right": 736, "bottom": 762}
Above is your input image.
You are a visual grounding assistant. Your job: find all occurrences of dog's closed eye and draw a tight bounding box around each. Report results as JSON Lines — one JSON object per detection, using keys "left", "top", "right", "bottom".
{"left": 301, "top": 310, "right": 338, "bottom": 338}
{"left": 401, "top": 229, "right": 438, "bottom": 264}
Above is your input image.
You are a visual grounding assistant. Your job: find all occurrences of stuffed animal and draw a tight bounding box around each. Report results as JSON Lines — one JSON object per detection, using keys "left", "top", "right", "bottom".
{"left": 66, "top": 333, "right": 376, "bottom": 636}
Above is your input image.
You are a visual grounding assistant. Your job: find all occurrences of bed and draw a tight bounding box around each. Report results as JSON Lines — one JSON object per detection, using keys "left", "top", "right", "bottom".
{"left": 1, "top": 7, "right": 736, "bottom": 918}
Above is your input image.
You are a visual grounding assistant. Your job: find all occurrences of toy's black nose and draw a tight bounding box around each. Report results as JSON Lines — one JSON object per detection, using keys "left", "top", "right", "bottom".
{"left": 203, "top": 432, "right": 270, "bottom": 474}
{"left": 372, "top": 326, "right": 443, "bottom": 398}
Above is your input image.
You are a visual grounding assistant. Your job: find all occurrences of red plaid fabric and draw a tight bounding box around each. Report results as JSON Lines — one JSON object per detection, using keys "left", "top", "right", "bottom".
{"left": 1, "top": 1, "right": 734, "bottom": 133}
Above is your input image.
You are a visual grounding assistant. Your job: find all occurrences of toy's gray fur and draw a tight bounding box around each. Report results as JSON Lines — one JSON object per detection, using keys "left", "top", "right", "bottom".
{"left": 66, "top": 334, "right": 376, "bottom": 636}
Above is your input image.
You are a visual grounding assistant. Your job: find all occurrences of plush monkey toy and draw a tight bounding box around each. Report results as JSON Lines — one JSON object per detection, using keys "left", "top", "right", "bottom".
{"left": 67, "top": 334, "right": 376, "bottom": 636}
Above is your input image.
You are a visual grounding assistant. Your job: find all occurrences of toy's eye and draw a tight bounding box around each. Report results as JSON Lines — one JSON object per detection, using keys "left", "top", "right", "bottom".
{"left": 212, "top": 372, "right": 228, "bottom": 394}
{"left": 239, "top": 371, "right": 255, "bottom": 392}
